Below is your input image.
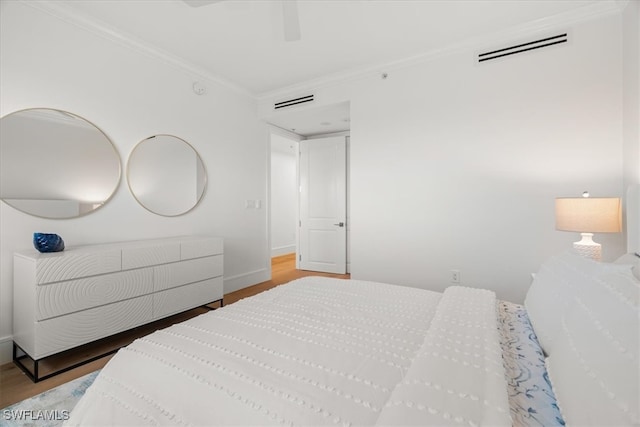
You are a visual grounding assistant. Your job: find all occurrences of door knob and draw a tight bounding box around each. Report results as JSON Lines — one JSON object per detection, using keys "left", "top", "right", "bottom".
{"left": 334, "top": 222, "right": 345, "bottom": 227}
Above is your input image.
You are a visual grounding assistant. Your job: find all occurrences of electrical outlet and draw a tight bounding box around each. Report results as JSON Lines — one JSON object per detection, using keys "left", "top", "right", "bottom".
{"left": 451, "top": 269, "right": 460, "bottom": 284}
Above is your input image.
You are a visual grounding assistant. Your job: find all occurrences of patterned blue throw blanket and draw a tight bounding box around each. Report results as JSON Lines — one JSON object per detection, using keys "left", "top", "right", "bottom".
{"left": 498, "top": 301, "right": 565, "bottom": 426}
{"left": 1, "top": 371, "right": 98, "bottom": 427}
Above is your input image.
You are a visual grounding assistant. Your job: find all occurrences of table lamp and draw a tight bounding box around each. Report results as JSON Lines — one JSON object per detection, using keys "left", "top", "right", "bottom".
{"left": 555, "top": 192, "right": 622, "bottom": 261}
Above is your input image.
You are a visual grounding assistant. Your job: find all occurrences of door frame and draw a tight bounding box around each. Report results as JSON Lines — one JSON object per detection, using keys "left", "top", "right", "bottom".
{"left": 266, "top": 126, "right": 351, "bottom": 278}
{"left": 267, "top": 126, "right": 302, "bottom": 279}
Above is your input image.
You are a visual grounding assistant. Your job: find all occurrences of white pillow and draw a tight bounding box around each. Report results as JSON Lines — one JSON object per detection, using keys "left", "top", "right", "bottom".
{"left": 525, "top": 251, "right": 639, "bottom": 356}
{"left": 614, "top": 253, "right": 640, "bottom": 280}
{"left": 524, "top": 250, "right": 595, "bottom": 355}
{"left": 600, "top": 269, "right": 640, "bottom": 306}
{"left": 546, "top": 270, "right": 639, "bottom": 426}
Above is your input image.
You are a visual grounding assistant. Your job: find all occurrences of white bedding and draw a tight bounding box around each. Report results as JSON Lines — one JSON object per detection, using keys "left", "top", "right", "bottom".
{"left": 66, "top": 277, "right": 511, "bottom": 426}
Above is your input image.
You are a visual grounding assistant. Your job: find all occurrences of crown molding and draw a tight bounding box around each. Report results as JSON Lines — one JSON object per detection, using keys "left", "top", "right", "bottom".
{"left": 256, "top": 0, "right": 624, "bottom": 100}
{"left": 18, "top": 0, "right": 624, "bottom": 102}
{"left": 22, "top": 0, "right": 254, "bottom": 99}
{"left": 267, "top": 124, "right": 303, "bottom": 142}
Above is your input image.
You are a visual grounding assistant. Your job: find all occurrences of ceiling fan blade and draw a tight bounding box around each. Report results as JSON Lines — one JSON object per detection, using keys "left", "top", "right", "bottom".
{"left": 181, "top": 0, "right": 224, "bottom": 8}
{"left": 282, "top": 0, "right": 301, "bottom": 42}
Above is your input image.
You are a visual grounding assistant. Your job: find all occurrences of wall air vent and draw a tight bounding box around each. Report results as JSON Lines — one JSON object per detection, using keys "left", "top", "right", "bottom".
{"left": 478, "top": 33, "right": 568, "bottom": 63}
{"left": 274, "top": 94, "right": 314, "bottom": 110}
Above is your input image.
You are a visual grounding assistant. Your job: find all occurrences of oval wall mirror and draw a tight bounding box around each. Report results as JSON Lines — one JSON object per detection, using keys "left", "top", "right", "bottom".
{"left": 127, "top": 135, "right": 206, "bottom": 216}
{"left": 0, "top": 108, "right": 121, "bottom": 219}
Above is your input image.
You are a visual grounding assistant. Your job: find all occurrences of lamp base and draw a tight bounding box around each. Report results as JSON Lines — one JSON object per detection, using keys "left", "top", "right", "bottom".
{"left": 573, "top": 233, "right": 601, "bottom": 261}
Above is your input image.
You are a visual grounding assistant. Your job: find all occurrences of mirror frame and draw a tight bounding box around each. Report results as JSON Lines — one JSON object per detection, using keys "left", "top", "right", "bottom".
{"left": 0, "top": 107, "right": 122, "bottom": 219}
{"left": 126, "top": 134, "right": 207, "bottom": 217}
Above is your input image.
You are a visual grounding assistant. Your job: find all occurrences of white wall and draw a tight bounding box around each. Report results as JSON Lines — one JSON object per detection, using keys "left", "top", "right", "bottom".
{"left": 270, "top": 133, "right": 298, "bottom": 257}
{"left": 260, "top": 11, "right": 628, "bottom": 304}
{"left": 622, "top": 0, "right": 640, "bottom": 253}
{"left": 0, "top": 2, "right": 269, "bottom": 362}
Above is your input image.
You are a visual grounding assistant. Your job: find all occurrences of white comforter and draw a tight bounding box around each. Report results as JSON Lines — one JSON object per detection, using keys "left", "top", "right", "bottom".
{"left": 66, "top": 277, "right": 511, "bottom": 426}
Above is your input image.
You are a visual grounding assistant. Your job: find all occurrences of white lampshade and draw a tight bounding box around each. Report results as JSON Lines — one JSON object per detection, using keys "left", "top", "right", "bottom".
{"left": 555, "top": 197, "right": 622, "bottom": 261}
{"left": 555, "top": 197, "right": 622, "bottom": 233}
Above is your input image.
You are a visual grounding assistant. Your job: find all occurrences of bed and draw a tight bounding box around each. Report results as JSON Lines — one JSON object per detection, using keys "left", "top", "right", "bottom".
{"left": 65, "top": 246, "right": 639, "bottom": 426}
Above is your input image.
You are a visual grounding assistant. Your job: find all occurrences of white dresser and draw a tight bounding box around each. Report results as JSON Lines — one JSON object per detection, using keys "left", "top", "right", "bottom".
{"left": 13, "top": 236, "right": 223, "bottom": 380}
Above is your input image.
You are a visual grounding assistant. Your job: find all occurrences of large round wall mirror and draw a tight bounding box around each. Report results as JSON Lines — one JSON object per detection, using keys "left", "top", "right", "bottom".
{"left": 0, "top": 108, "right": 121, "bottom": 219}
{"left": 127, "top": 135, "right": 206, "bottom": 216}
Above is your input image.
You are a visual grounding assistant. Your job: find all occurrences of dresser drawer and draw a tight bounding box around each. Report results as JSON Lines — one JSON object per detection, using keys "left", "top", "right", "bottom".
{"left": 34, "top": 295, "right": 153, "bottom": 359}
{"left": 36, "top": 268, "right": 154, "bottom": 320}
{"left": 28, "top": 249, "right": 122, "bottom": 284}
{"left": 180, "top": 237, "right": 223, "bottom": 259}
{"left": 153, "top": 277, "right": 223, "bottom": 319}
{"left": 122, "top": 242, "right": 181, "bottom": 270}
{"left": 154, "top": 255, "right": 223, "bottom": 292}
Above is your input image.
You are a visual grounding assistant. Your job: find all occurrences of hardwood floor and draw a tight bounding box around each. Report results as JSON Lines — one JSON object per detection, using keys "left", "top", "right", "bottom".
{"left": 0, "top": 254, "right": 349, "bottom": 408}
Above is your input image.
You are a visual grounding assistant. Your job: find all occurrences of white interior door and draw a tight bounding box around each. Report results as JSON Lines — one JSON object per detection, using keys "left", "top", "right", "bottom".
{"left": 299, "top": 136, "right": 347, "bottom": 274}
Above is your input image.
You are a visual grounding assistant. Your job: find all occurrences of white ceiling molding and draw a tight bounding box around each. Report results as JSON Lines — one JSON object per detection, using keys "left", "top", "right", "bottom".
{"left": 22, "top": 0, "right": 623, "bottom": 101}
{"left": 256, "top": 0, "right": 623, "bottom": 101}
{"left": 268, "top": 124, "right": 304, "bottom": 142}
{"left": 22, "top": 0, "right": 253, "bottom": 99}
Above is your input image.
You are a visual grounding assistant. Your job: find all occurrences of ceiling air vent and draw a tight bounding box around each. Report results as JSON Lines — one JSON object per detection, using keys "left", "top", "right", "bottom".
{"left": 478, "top": 33, "right": 568, "bottom": 63}
{"left": 274, "top": 94, "right": 314, "bottom": 110}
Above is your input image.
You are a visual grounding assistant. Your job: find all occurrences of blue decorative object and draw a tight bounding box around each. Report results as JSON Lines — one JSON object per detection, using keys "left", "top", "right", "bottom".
{"left": 33, "top": 233, "right": 65, "bottom": 253}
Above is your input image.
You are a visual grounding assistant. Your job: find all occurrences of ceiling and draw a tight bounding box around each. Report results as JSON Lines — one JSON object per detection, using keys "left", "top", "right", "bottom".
{"left": 48, "top": 0, "right": 607, "bottom": 136}
{"left": 268, "top": 101, "right": 351, "bottom": 137}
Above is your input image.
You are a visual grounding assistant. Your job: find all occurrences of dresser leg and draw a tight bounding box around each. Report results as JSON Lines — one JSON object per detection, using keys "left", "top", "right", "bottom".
{"left": 13, "top": 342, "right": 39, "bottom": 382}
{"left": 13, "top": 341, "right": 118, "bottom": 383}
{"left": 202, "top": 298, "right": 224, "bottom": 310}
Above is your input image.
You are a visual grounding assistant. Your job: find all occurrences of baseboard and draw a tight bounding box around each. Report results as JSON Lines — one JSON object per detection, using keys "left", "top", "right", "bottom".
{"left": 0, "top": 335, "right": 13, "bottom": 365}
{"left": 224, "top": 269, "right": 270, "bottom": 294}
{"left": 271, "top": 245, "right": 296, "bottom": 258}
